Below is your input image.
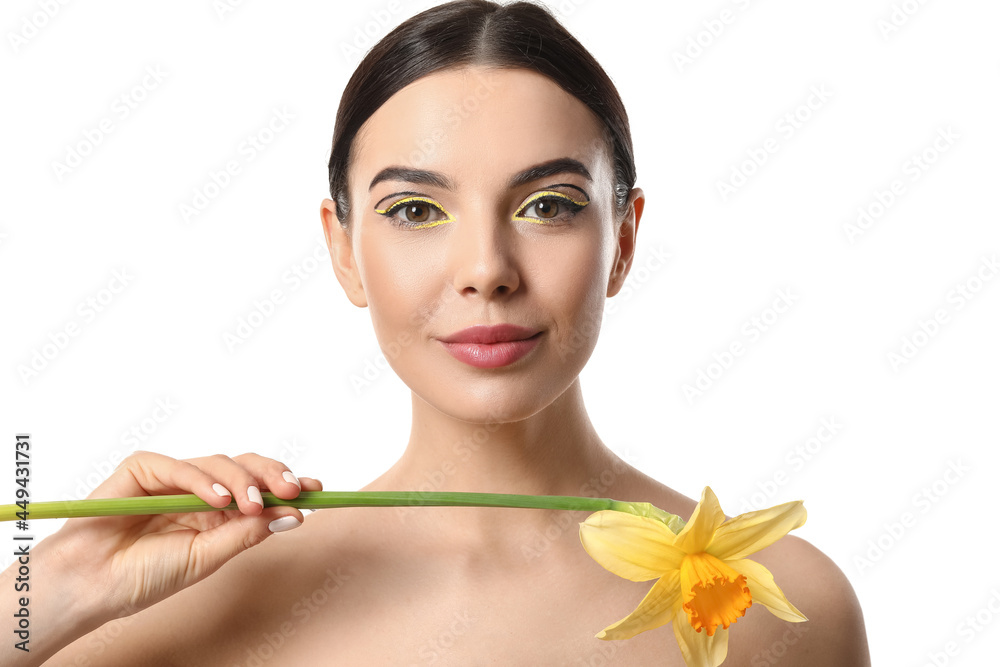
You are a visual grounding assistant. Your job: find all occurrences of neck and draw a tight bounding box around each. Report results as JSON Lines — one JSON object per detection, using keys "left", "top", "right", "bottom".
{"left": 373, "top": 379, "right": 619, "bottom": 498}
{"left": 362, "top": 379, "right": 642, "bottom": 562}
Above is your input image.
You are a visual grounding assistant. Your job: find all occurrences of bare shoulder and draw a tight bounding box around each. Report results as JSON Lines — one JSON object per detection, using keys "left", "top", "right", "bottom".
{"left": 617, "top": 468, "right": 871, "bottom": 665}
{"left": 739, "top": 535, "right": 872, "bottom": 666}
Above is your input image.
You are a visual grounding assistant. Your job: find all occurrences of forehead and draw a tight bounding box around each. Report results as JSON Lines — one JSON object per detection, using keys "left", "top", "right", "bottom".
{"left": 352, "top": 67, "right": 610, "bottom": 192}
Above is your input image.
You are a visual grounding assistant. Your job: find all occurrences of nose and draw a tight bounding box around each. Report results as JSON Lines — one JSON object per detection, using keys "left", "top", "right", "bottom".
{"left": 448, "top": 209, "right": 520, "bottom": 299}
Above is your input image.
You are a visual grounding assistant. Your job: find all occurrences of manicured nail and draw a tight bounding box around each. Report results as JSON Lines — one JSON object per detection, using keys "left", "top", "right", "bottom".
{"left": 213, "top": 483, "right": 231, "bottom": 497}
{"left": 247, "top": 485, "right": 263, "bottom": 507}
{"left": 282, "top": 471, "right": 301, "bottom": 488}
{"left": 268, "top": 516, "right": 302, "bottom": 533}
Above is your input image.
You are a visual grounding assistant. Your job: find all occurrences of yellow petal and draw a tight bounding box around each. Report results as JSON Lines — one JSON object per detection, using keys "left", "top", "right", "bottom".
{"left": 673, "top": 487, "right": 726, "bottom": 554}
{"left": 727, "top": 558, "right": 808, "bottom": 623}
{"left": 580, "top": 511, "right": 685, "bottom": 582}
{"left": 706, "top": 500, "right": 806, "bottom": 561}
{"left": 596, "top": 570, "right": 681, "bottom": 640}
{"left": 672, "top": 616, "right": 729, "bottom": 667}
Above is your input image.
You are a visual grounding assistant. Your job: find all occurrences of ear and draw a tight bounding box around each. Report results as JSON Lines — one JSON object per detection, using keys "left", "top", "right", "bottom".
{"left": 606, "top": 187, "right": 644, "bottom": 298}
{"left": 320, "top": 199, "right": 368, "bottom": 308}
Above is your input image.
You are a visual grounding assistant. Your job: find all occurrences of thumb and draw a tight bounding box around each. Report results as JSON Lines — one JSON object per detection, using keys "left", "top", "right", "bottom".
{"left": 185, "top": 509, "right": 303, "bottom": 581}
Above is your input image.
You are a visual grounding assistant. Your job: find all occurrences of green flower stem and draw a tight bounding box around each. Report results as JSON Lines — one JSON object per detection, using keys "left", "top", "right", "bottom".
{"left": 0, "top": 491, "right": 685, "bottom": 528}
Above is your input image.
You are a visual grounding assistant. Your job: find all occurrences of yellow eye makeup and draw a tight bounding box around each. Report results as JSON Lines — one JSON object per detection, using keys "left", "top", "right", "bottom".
{"left": 374, "top": 190, "right": 589, "bottom": 229}
{"left": 512, "top": 190, "right": 589, "bottom": 224}
{"left": 374, "top": 196, "right": 456, "bottom": 229}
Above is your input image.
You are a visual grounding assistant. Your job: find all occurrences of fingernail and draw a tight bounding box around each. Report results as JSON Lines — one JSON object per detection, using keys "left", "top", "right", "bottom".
{"left": 213, "top": 483, "right": 231, "bottom": 497}
{"left": 247, "top": 485, "right": 263, "bottom": 507}
{"left": 282, "top": 471, "right": 301, "bottom": 488}
{"left": 268, "top": 516, "right": 302, "bottom": 533}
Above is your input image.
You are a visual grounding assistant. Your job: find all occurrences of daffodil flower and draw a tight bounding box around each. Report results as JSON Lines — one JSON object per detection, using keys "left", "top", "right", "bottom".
{"left": 579, "top": 486, "right": 808, "bottom": 667}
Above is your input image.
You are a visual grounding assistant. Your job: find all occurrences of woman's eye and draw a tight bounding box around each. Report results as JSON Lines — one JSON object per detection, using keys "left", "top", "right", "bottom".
{"left": 376, "top": 197, "right": 454, "bottom": 229}
{"left": 527, "top": 199, "right": 560, "bottom": 219}
{"left": 515, "top": 192, "right": 588, "bottom": 224}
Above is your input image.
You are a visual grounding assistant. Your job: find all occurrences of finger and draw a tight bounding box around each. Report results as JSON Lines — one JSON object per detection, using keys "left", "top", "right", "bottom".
{"left": 183, "top": 454, "right": 278, "bottom": 516}
{"left": 96, "top": 451, "right": 236, "bottom": 510}
{"left": 299, "top": 477, "right": 323, "bottom": 492}
{"left": 186, "top": 508, "right": 304, "bottom": 581}
{"left": 229, "top": 453, "right": 305, "bottom": 500}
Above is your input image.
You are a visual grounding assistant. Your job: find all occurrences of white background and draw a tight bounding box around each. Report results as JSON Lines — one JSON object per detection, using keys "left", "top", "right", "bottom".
{"left": 2, "top": 1, "right": 998, "bottom": 664}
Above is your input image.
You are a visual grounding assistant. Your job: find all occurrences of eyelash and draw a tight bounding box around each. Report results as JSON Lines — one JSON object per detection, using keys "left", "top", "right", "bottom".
{"left": 374, "top": 192, "right": 589, "bottom": 229}
{"left": 513, "top": 191, "right": 589, "bottom": 225}
{"left": 374, "top": 197, "right": 455, "bottom": 230}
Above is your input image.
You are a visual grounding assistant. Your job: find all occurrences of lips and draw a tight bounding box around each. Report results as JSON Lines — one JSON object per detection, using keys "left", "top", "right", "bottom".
{"left": 439, "top": 324, "right": 539, "bottom": 344}
{"left": 438, "top": 324, "right": 542, "bottom": 368}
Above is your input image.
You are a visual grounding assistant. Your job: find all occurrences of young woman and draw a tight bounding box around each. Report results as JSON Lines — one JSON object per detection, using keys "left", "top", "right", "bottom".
{"left": 4, "top": 2, "right": 870, "bottom": 664}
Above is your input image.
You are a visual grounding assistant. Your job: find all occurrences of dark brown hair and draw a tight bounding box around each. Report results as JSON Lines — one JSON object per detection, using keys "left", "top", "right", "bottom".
{"left": 327, "top": 0, "right": 636, "bottom": 227}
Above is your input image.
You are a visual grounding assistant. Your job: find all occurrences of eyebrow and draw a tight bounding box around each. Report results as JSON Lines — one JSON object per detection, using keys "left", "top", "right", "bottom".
{"left": 367, "top": 157, "right": 593, "bottom": 192}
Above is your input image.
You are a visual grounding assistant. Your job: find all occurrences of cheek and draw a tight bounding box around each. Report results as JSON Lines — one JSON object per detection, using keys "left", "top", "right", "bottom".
{"left": 529, "top": 231, "right": 610, "bottom": 328}
{"left": 358, "top": 233, "right": 448, "bottom": 347}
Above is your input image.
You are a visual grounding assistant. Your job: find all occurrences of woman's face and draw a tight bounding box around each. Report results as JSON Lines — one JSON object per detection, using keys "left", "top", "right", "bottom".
{"left": 323, "top": 66, "right": 641, "bottom": 423}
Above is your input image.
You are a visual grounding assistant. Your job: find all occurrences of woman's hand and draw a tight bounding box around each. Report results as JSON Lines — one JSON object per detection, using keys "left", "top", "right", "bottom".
{"left": 39, "top": 450, "right": 321, "bottom": 624}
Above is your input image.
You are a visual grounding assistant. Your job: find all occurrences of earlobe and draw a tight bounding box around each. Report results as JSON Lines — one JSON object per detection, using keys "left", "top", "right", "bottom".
{"left": 320, "top": 199, "right": 368, "bottom": 308}
{"left": 606, "top": 188, "right": 644, "bottom": 298}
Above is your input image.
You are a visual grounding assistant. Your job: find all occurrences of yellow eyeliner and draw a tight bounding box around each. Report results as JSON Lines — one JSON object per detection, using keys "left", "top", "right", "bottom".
{"left": 376, "top": 191, "right": 588, "bottom": 229}
{"left": 512, "top": 190, "right": 589, "bottom": 224}
{"left": 374, "top": 196, "right": 456, "bottom": 229}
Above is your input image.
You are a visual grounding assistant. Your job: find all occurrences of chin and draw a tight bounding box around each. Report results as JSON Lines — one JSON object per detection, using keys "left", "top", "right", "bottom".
{"left": 415, "top": 377, "right": 569, "bottom": 426}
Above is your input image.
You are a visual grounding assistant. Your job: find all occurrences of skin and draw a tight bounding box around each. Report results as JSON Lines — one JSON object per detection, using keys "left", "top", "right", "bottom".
{"left": 5, "top": 67, "right": 870, "bottom": 666}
